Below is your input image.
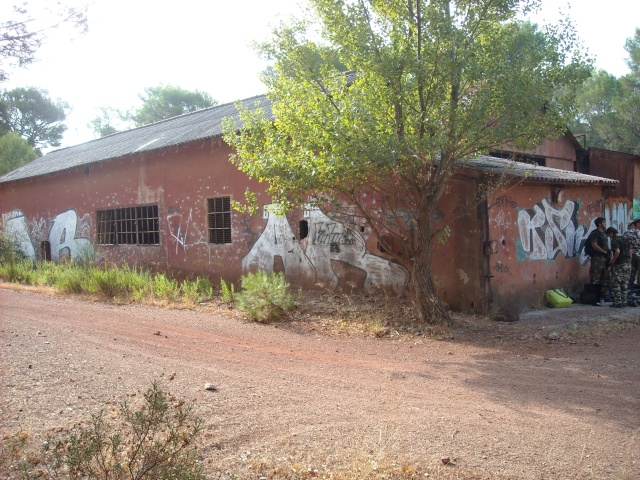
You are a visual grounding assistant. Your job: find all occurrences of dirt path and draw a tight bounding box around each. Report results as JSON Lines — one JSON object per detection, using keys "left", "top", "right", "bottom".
{"left": 1, "top": 288, "right": 639, "bottom": 479}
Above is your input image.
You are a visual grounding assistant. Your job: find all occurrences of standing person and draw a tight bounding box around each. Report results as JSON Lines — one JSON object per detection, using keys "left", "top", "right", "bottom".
{"left": 606, "top": 227, "right": 632, "bottom": 308}
{"left": 587, "top": 217, "right": 610, "bottom": 305}
{"left": 626, "top": 219, "right": 640, "bottom": 286}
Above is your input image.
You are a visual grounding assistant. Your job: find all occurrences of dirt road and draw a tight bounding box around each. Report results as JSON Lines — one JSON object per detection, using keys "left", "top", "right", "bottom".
{"left": 1, "top": 288, "right": 639, "bottom": 479}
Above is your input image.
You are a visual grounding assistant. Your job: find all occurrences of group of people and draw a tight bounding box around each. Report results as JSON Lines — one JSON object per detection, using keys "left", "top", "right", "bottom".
{"left": 587, "top": 216, "right": 640, "bottom": 307}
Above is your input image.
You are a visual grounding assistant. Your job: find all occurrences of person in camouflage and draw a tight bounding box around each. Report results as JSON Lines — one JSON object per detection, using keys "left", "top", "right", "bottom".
{"left": 588, "top": 217, "right": 610, "bottom": 305}
{"left": 606, "top": 227, "right": 632, "bottom": 307}
{"left": 626, "top": 219, "right": 640, "bottom": 286}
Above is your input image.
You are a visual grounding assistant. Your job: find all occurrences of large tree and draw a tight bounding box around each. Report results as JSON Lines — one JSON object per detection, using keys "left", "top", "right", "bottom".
{"left": 0, "top": 131, "right": 38, "bottom": 175}
{"left": 127, "top": 85, "right": 217, "bottom": 127}
{"left": 224, "top": 0, "right": 591, "bottom": 324}
{"left": 0, "top": 2, "right": 87, "bottom": 82}
{"left": 0, "top": 87, "right": 68, "bottom": 152}
{"left": 87, "top": 106, "right": 121, "bottom": 138}
{"left": 570, "top": 28, "right": 640, "bottom": 154}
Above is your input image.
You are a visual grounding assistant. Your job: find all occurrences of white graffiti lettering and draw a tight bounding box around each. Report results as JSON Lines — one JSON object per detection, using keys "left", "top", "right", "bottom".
{"left": 517, "top": 199, "right": 587, "bottom": 261}
{"left": 166, "top": 209, "right": 207, "bottom": 255}
{"left": 243, "top": 205, "right": 408, "bottom": 293}
{"left": 2, "top": 209, "right": 92, "bottom": 262}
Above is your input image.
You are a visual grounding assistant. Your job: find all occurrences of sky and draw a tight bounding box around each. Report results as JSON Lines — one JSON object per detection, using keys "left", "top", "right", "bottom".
{"left": 3, "top": 0, "right": 640, "bottom": 149}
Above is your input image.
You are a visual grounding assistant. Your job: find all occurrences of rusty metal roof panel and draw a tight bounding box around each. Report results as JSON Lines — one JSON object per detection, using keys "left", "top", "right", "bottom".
{"left": 0, "top": 95, "right": 271, "bottom": 183}
{"left": 466, "top": 155, "right": 618, "bottom": 185}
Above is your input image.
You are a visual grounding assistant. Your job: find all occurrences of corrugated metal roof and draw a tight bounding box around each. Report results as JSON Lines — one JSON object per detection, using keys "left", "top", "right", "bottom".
{"left": 0, "top": 94, "right": 617, "bottom": 188}
{"left": 0, "top": 94, "right": 272, "bottom": 183}
{"left": 466, "top": 155, "right": 618, "bottom": 185}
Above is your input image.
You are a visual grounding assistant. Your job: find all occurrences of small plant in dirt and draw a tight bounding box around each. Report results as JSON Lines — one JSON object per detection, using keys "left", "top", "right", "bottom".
{"left": 219, "top": 279, "right": 235, "bottom": 304}
{"left": 180, "top": 276, "right": 214, "bottom": 304}
{"left": 28, "top": 382, "right": 205, "bottom": 479}
{"left": 235, "top": 270, "right": 295, "bottom": 322}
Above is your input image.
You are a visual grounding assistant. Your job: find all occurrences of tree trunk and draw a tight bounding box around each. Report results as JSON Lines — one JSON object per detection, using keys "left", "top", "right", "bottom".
{"left": 410, "top": 248, "right": 451, "bottom": 325}
{"left": 409, "top": 196, "right": 452, "bottom": 325}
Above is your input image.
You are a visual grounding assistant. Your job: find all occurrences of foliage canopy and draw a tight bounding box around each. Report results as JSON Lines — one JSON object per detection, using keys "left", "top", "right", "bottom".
{"left": 570, "top": 28, "right": 640, "bottom": 154}
{"left": 0, "top": 86, "right": 68, "bottom": 152}
{"left": 0, "top": 131, "right": 37, "bottom": 175}
{"left": 224, "top": 0, "right": 591, "bottom": 324}
{"left": 127, "top": 85, "right": 218, "bottom": 127}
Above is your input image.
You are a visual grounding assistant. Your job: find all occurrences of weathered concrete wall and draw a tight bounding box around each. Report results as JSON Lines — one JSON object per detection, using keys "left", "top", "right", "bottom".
{"left": 0, "top": 139, "right": 606, "bottom": 314}
{"left": 486, "top": 184, "right": 603, "bottom": 310}
{"left": 0, "top": 139, "right": 415, "bottom": 296}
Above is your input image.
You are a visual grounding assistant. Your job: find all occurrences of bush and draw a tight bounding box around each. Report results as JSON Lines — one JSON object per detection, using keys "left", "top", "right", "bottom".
{"left": 0, "top": 258, "right": 37, "bottom": 284}
{"left": 151, "top": 273, "right": 180, "bottom": 301}
{"left": 54, "top": 263, "right": 87, "bottom": 294}
{"left": 39, "top": 382, "right": 205, "bottom": 480}
{"left": 87, "top": 264, "right": 149, "bottom": 300}
{"left": 220, "top": 279, "right": 235, "bottom": 304}
{"left": 235, "top": 270, "right": 295, "bottom": 322}
{"left": 0, "top": 224, "right": 26, "bottom": 265}
{"left": 180, "top": 276, "right": 214, "bottom": 304}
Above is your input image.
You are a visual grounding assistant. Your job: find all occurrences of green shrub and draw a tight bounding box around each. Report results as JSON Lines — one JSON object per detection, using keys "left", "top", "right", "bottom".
{"left": 88, "top": 264, "right": 148, "bottom": 300}
{"left": 0, "top": 258, "right": 37, "bottom": 284}
{"left": 54, "top": 263, "right": 87, "bottom": 294}
{"left": 35, "top": 261, "right": 63, "bottom": 286}
{"left": 151, "top": 273, "right": 180, "bottom": 301}
{"left": 0, "top": 225, "right": 26, "bottom": 265}
{"left": 180, "top": 276, "right": 213, "bottom": 304}
{"left": 220, "top": 278, "right": 235, "bottom": 304}
{"left": 235, "top": 270, "right": 295, "bottom": 322}
{"left": 38, "top": 382, "right": 204, "bottom": 480}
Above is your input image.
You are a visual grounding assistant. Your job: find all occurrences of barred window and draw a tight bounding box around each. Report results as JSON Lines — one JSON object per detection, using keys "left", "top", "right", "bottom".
{"left": 96, "top": 205, "right": 160, "bottom": 245}
{"left": 208, "top": 197, "right": 231, "bottom": 244}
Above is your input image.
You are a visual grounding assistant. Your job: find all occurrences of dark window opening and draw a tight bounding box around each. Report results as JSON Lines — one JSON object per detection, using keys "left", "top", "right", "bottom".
{"left": 96, "top": 205, "right": 159, "bottom": 245}
{"left": 41, "top": 241, "right": 51, "bottom": 261}
{"left": 208, "top": 196, "right": 232, "bottom": 244}
{"left": 299, "top": 220, "right": 309, "bottom": 240}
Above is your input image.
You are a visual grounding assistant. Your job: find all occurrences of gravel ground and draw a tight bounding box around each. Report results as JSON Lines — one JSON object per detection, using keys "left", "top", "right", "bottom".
{"left": 1, "top": 286, "right": 639, "bottom": 479}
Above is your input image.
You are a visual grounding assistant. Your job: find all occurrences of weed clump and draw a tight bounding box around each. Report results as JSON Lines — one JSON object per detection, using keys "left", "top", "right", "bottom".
{"left": 235, "top": 270, "right": 296, "bottom": 322}
{"left": 4, "top": 383, "right": 206, "bottom": 479}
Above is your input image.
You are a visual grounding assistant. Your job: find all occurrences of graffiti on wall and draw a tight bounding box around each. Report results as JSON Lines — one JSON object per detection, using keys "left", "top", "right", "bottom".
{"left": 166, "top": 208, "right": 208, "bottom": 256}
{"left": 2, "top": 209, "right": 92, "bottom": 261}
{"left": 2, "top": 210, "right": 36, "bottom": 259}
{"left": 517, "top": 198, "right": 589, "bottom": 263}
{"left": 242, "top": 205, "right": 408, "bottom": 293}
{"left": 605, "top": 200, "right": 630, "bottom": 232}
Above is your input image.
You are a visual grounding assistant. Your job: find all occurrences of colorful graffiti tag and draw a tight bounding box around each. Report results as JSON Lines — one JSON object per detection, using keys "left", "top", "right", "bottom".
{"left": 2, "top": 209, "right": 92, "bottom": 262}
{"left": 242, "top": 206, "right": 408, "bottom": 293}
{"left": 517, "top": 199, "right": 591, "bottom": 264}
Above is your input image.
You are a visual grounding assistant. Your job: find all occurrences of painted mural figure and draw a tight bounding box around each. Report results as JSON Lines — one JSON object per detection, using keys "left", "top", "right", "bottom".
{"left": 606, "top": 227, "right": 632, "bottom": 307}
{"left": 2, "top": 209, "right": 92, "bottom": 263}
{"left": 242, "top": 205, "right": 408, "bottom": 294}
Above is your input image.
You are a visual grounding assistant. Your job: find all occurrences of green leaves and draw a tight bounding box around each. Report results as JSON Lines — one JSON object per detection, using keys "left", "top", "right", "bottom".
{"left": 0, "top": 87, "right": 69, "bottom": 151}
{"left": 128, "top": 85, "right": 217, "bottom": 127}
{"left": 223, "top": 0, "right": 592, "bottom": 324}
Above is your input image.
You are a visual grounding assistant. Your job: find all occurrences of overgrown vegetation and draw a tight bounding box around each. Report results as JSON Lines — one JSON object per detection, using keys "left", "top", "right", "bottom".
{"left": 2, "top": 383, "right": 205, "bottom": 479}
{"left": 234, "top": 270, "right": 296, "bottom": 322}
{"left": 0, "top": 258, "right": 213, "bottom": 305}
{"left": 0, "top": 232, "right": 297, "bottom": 319}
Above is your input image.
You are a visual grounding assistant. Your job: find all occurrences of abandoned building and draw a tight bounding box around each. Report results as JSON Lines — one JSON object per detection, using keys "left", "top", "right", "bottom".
{"left": 0, "top": 95, "right": 625, "bottom": 313}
